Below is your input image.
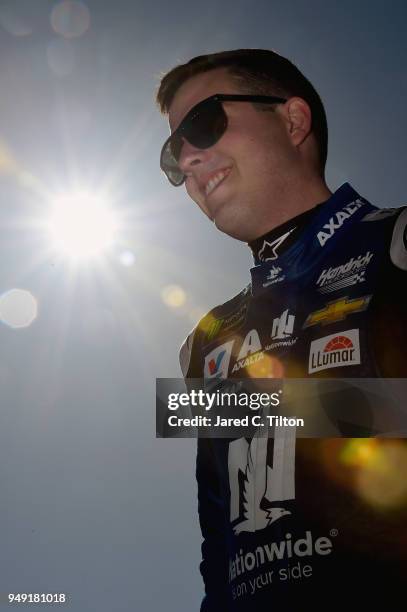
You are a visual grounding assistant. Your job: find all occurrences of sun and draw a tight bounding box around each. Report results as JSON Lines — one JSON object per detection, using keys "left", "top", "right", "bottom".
{"left": 47, "top": 191, "right": 119, "bottom": 260}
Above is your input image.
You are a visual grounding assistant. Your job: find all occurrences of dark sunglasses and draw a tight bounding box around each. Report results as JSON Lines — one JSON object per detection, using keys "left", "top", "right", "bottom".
{"left": 160, "top": 94, "right": 287, "bottom": 186}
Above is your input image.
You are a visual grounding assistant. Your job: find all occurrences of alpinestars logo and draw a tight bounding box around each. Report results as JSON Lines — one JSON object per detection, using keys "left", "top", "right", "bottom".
{"left": 316, "top": 251, "right": 373, "bottom": 294}
{"left": 317, "top": 198, "right": 365, "bottom": 246}
{"left": 257, "top": 228, "right": 296, "bottom": 262}
{"left": 308, "top": 329, "right": 361, "bottom": 373}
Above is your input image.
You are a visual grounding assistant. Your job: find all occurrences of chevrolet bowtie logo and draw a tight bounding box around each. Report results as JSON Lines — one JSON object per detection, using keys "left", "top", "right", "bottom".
{"left": 303, "top": 295, "right": 372, "bottom": 328}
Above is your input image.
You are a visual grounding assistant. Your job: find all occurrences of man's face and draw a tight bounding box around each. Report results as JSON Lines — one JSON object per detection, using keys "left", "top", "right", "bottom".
{"left": 168, "top": 68, "right": 300, "bottom": 242}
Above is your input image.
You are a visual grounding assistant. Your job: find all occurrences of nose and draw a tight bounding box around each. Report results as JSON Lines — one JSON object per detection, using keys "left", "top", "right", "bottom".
{"left": 178, "top": 138, "right": 210, "bottom": 175}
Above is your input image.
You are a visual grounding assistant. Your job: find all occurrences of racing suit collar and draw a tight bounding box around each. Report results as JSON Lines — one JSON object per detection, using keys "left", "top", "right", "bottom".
{"left": 248, "top": 183, "right": 359, "bottom": 265}
{"left": 248, "top": 204, "right": 322, "bottom": 265}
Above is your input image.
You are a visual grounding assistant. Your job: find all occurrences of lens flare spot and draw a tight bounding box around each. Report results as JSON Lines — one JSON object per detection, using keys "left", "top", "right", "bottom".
{"left": 161, "top": 285, "right": 186, "bottom": 309}
{"left": 118, "top": 250, "right": 135, "bottom": 267}
{"left": 356, "top": 442, "right": 407, "bottom": 509}
{"left": 0, "top": 289, "right": 38, "bottom": 329}
{"left": 0, "top": 140, "right": 18, "bottom": 175}
{"left": 0, "top": 2, "right": 33, "bottom": 37}
{"left": 47, "top": 191, "right": 119, "bottom": 260}
{"left": 247, "top": 353, "right": 285, "bottom": 378}
{"left": 51, "top": 1, "right": 90, "bottom": 39}
{"left": 339, "top": 438, "right": 379, "bottom": 468}
{"left": 188, "top": 307, "right": 206, "bottom": 323}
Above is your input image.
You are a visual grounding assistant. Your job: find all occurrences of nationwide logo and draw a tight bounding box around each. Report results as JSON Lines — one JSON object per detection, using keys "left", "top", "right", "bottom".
{"left": 317, "top": 198, "right": 365, "bottom": 247}
{"left": 204, "top": 340, "right": 234, "bottom": 379}
{"left": 308, "top": 329, "right": 360, "bottom": 373}
{"left": 362, "top": 208, "right": 399, "bottom": 222}
{"left": 303, "top": 295, "right": 371, "bottom": 328}
{"left": 257, "top": 228, "right": 296, "bottom": 262}
{"left": 204, "top": 303, "right": 248, "bottom": 342}
{"left": 265, "top": 309, "right": 298, "bottom": 350}
{"left": 262, "top": 265, "right": 285, "bottom": 288}
{"left": 316, "top": 251, "right": 373, "bottom": 294}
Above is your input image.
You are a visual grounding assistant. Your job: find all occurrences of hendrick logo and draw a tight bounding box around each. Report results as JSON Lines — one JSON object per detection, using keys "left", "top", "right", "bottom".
{"left": 308, "top": 329, "right": 361, "bottom": 373}
{"left": 317, "top": 198, "right": 365, "bottom": 247}
{"left": 316, "top": 251, "right": 373, "bottom": 294}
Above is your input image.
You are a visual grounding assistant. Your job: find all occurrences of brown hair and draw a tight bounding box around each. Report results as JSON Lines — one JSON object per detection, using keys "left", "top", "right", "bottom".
{"left": 156, "top": 48, "right": 328, "bottom": 174}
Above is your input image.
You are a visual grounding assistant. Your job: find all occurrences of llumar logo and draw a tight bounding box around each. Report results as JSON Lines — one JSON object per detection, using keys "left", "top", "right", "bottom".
{"left": 317, "top": 198, "right": 365, "bottom": 246}
{"left": 308, "top": 329, "right": 360, "bottom": 373}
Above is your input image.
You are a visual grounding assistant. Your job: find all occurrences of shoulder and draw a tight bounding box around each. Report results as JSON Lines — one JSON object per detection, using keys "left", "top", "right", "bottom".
{"left": 358, "top": 204, "right": 407, "bottom": 270}
{"left": 389, "top": 205, "right": 407, "bottom": 271}
{"left": 179, "top": 284, "right": 251, "bottom": 377}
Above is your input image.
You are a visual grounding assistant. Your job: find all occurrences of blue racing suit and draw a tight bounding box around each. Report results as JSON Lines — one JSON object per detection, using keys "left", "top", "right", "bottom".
{"left": 179, "top": 183, "right": 407, "bottom": 610}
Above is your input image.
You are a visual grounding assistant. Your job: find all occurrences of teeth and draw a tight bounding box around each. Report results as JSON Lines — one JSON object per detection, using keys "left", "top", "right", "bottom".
{"left": 205, "top": 170, "right": 228, "bottom": 196}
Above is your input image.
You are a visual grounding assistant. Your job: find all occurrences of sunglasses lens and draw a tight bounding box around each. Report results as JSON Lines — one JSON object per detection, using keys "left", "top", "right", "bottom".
{"left": 186, "top": 100, "right": 227, "bottom": 149}
{"left": 160, "top": 99, "right": 227, "bottom": 186}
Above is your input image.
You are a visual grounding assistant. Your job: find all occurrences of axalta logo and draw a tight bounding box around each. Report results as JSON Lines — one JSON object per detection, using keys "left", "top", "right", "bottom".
{"left": 204, "top": 341, "right": 234, "bottom": 379}
{"left": 308, "top": 329, "right": 361, "bottom": 373}
{"left": 317, "top": 198, "right": 365, "bottom": 246}
{"left": 303, "top": 295, "right": 371, "bottom": 328}
{"left": 316, "top": 251, "right": 373, "bottom": 294}
{"left": 265, "top": 309, "right": 298, "bottom": 350}
{"left": 231, "top": 329, "right": 263, "bottom": 373}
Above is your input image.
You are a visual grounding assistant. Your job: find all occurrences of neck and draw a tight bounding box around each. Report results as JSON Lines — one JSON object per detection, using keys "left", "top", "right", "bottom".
{"left": 250, "top": 176, "right": 332, "bottom": 241}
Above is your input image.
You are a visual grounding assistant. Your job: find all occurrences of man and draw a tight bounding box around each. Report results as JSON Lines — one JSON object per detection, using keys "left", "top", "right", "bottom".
{"left": 156, "top": 49, "right": 407, "bottom": 609}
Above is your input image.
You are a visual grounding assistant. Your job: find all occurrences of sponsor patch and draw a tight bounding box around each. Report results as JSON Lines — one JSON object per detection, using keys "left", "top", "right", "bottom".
{"left": 303, "top": 295, "right": 371, "bottom": 328}
{"left": 204, "top": 340, "right": 234, "bottom": 379}
{"left": 231, "top": 329, "right": 263, "bottom": 373}
{"left": 308, "top": 329, "right": 361, "bottom": 373}
{"left": 257, "top": 228, "right": 296, "bottom": 262}
{"left": 265, "top": 309, "right": 298, "bottom": 350}
{"left": 204, "top": 302, "right": 248, "bottom": 342}
{"left": 262, "top": 265, "right": 285, "bottom": 288}
{"left": 317, "top": 198, "right": 365, "bottom": 247}
{"left": 316, "top": 251, "right": 373, "bottom": 294}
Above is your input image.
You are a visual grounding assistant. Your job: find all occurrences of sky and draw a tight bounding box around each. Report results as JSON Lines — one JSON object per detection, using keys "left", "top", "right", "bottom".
{"left": 0, "top": 0, "right": 406, "bottom": 610}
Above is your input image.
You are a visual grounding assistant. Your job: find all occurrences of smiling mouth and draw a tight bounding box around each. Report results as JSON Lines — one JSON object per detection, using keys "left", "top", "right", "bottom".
{"left": 204, "top": 168, "right": 231, "bottom": 196}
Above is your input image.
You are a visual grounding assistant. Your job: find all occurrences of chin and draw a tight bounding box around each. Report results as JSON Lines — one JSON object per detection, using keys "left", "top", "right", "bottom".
{"left": 213, "top": 211, "right": 252, "bottom": 242}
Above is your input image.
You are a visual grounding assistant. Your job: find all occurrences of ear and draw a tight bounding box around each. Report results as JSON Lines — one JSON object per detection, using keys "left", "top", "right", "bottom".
{"left": 284, "top": 97, "right": 312, "bottom": 147}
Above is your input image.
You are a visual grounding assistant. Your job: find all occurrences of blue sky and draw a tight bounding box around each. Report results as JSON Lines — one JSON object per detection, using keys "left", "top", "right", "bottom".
{"left": 0, "top": 1, "right": 406, "bottom": 610}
